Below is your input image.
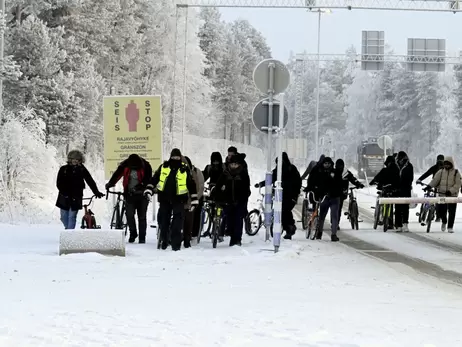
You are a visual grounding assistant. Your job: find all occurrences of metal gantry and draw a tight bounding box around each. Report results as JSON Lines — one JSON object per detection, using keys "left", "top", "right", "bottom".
{"left": 172, "top": 0, "right": 462, "bottom": 151}
{"left": 294, "top": 53, "right": 462, "bottom": 63}
{"left": 178, "top": 0, "right": 462, "bottom": 12}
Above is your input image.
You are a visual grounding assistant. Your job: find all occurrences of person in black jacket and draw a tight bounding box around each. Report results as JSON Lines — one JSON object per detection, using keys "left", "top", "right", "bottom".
{"left": 145, "top": 148, "right": 198, "bottom": 251}
{"left": 105, "top": 154, "right": 153, "bottom": 243}
{"left": 417, "top": 155, "right": 444, "bottom": 184}
{"left": 301, "top": 154, "right": 325, "bottom": 182}
{"left": 56, "top": 150, "right": 104, "bottom": 229}
{"left": 256, "top": 152, "right": 302, "bottom": 239}
{"left": 335, "top": 159, "right": 364, "bottom": 228}
{"left": 308, "top": 157, "right": 343, "bottom": 242}
{"left": 395, "top": 151, "right": 414, "bottom": 232}
{"left": 203, "top": 152, "right": 226, "bottom": 187}
{"left": 416, "top": 154, "right": 444, "bottom": 222}
{"left": 370, "top": 155, "right": 400, "bottom": 229}
{"left": 212, "top": 154, "right": 250, "bottom": 246}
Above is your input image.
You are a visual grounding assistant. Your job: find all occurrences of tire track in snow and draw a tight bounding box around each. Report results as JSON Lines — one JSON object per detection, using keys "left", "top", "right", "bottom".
{"left": 294, "top": 205, "right": 462, "bottom": 287}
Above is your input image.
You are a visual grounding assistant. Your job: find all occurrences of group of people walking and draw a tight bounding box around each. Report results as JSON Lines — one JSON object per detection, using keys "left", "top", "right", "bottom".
{"left": 370, "top": 152, "right": 461, "bottom": 233}
{"left": 55, "top": 148, "right": 462, "bottom": 250}
{"left": 55, "top": 146, "right": 251, "bottom": 251}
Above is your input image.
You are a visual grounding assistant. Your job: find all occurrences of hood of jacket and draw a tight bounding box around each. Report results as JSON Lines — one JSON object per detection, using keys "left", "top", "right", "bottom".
{"left": 444, "top": 156, "right": 455, "bottom": 168}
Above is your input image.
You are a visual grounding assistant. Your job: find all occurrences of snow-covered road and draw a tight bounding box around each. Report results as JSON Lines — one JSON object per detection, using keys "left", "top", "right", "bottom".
{"left": 2, "top": 221, "right": 462, "bottom": 346}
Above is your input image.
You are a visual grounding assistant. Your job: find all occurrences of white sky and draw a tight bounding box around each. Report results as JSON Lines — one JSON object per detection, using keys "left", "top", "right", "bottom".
{"left": 219, "top": 8, "right": 462, "bottom": 62}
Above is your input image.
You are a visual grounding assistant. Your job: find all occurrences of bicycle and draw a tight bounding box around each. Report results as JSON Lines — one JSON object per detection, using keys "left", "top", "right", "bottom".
{"left": 345, "top": 187, "right": 359, "bottom": 230}
{"left": 373, "top": 184, "right": 394, "bottom": 232}
{"left": 81, "top": 195, "right": 102, "bottom": 229}
{"left": 106, "top": 190, "right": 127, "bottom": 235}
{"left": 245, "top": 186, "right": 273, "bottom": 236}
{"left": 199, "top": 187, "right": 213, "bottom": 241}
{"left": 210, "top": 201, "right": 227, "bottom": 248}
{"left": 416, "top": 182, "right": 437, "bottom": 233}
{"left": 301, "top": 187, "right": 314, "bottom": 231}
{"left": 307, "top": 194, "right": 327, "bottom": 240}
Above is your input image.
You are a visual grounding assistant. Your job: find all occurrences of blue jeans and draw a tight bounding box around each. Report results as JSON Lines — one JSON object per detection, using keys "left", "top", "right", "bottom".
{"left": 60, "top": 209, "right": 78, "bottom": 229}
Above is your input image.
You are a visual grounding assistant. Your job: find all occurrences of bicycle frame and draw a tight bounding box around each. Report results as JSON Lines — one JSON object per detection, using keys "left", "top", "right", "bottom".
{"left": 81, "top": 195, "right": 99, "bottom": 229}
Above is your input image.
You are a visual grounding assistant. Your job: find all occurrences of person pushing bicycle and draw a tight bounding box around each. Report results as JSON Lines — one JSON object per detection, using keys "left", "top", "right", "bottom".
{"left": 105, "top": 154, "right": 153, "bottom": 243}
{"left": 145, "top": 148, "right": 198, "bottom": 251}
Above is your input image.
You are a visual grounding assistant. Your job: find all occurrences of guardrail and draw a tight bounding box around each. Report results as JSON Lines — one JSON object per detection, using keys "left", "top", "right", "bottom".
{"left": 379, "top": 197, "right": 462, "bottom": 205}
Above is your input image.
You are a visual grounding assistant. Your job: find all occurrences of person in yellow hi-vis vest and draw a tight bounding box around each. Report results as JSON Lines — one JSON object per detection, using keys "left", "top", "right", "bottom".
{"left": 145, "top": 148, "right": 198, "bottom": 251}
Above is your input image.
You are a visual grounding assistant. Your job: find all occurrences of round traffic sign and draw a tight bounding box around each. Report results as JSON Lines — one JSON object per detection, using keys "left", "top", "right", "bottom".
{"left": 253, "top": 59, "right": 290, "bottom": 95}
{"left": 252, "top": 98, "right": 289, "bottom": 134}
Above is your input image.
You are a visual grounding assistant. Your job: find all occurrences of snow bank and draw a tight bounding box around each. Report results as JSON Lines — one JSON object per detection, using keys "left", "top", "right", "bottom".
{"left": 59, "top": 230, "right": 126, "bottom": 257}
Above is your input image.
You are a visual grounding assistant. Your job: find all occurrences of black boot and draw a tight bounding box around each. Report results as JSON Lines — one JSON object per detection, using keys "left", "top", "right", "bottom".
{"left": 331, "top": 234, "right": 340, "bottom": 242}
{"left": 184, "top": 240, "right": 191, "bottom": 248}
{"left": 128, "top": 233, "right": 138, "bottom": 243}
{"left": 139, "top": 238, "right": 146, "bottom": 244}
{"left": 161, "top": 241, "right": 168, "bottom": 250}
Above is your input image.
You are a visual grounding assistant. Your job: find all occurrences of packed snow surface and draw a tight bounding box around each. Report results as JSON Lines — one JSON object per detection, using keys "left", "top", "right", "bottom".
{"left": 2, "top": 222, "right": 462, "bottom": 346}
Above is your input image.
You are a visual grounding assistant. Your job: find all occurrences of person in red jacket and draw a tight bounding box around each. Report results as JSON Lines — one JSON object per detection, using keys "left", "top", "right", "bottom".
{"left": 105, "top": 154, "right": 153, "bottom": 243}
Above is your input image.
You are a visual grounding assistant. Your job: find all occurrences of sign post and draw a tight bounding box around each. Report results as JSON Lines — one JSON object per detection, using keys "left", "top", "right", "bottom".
{"left": 253, "top": 59, "right": 290, "bottom": 252}
{"left": 377, "top": 135, "right": 393, "bottom": 159}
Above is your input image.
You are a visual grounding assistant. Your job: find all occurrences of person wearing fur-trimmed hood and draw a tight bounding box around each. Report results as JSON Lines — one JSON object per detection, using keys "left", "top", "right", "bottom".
{"left": 56, "top": 150, "right": 104, "bottom": 229}
{"left": 428, "top": 156, "right": 461, "bottom": 233}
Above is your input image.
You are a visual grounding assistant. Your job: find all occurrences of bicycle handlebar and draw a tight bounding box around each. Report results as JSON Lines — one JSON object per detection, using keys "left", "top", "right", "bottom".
{"left": 106, "top": 190, "right": 124, "bottom": 200}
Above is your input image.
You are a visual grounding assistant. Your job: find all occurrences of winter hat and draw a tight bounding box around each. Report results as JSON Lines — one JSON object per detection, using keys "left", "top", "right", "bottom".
{"left": 227, "top": 146, "right": 238, "bottom": 154}
{"left": 229, "top": 154, "right": 244, "bottom": 164}
{"left": 170, "top": 148, "right": 182, "bottom": 158}
{"left": 336, "top": 159, "right": 345, "bottom": 170}
{"left": 67, "top": 150, "right": 84, "bottom": 163}
{"left": 437, "top": 154, "right": 444, "bottom": 161}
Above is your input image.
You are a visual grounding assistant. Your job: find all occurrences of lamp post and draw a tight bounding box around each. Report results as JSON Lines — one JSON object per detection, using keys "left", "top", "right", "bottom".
{"left": 310, "top": 8, "right": 331, "bottom": 159}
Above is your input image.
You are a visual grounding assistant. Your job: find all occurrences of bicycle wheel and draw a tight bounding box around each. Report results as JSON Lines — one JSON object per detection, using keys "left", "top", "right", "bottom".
{"left": 420, "top": 205, "right": 428, "bottom": 226}
{"left": 351, "top": 201, "right": 359, "bottom": 230}
{"left": 203, "top": 208, "right": 212, "bottom": 235}
{"left": 120, "top": 203, "right": 127, "bottom": 236}
{"left": 156, "top": 227, "right": 162, "bottom": 249}
{"left": 245, "top": 209, "right": 263, "bottom": 236}
{"left": 418, "top": 204, "right": 425, "bottom": 224}
{"left": 302, "top": 200, "right": 309, "bottom": 230}
{"left": 383, "top": 205, "right": 389, "bottom": 232}
{"left": 373, "top": 200, "right": 381, "bottom": 230}
{"left": 349, "top": 201, "right": 355, "bottom": 230}
{"left": 426, "top": 206, "right": 435, "bottom": 233}
{"left": 310, "top": 215, "right": 319, "bottom": 240}
{"left": 212, "top": 218, "right": 220, "bottom": 248}
{"left": 110, "top": 206, "right": 118, "bottom": 229}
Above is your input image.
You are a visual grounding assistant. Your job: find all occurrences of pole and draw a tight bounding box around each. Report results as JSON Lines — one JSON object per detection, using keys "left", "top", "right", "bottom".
{"left": 180, "top": 7, "right": 189, "bottom": 152}
{"left": 170, "top": 6, "right": 180, "bottom": 147}
{"left": 264, "top": 63, "right": 275, "bottom": 242}
{"left": 0, "top": 0, "right": 5, "bottom": 121}
{"left": 314, "top": 10, "right": 321, "bottom": 159}
{"left": 273, "top": 93, "right": 285, "bottom": 253}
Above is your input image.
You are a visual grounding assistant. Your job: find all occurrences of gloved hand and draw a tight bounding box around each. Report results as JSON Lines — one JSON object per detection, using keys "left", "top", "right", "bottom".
{"left": 105, "top": 183, "right": 113, "bottom": 191}
{"left": 358, "top": 184, "right": 365, "bottom": 189}
{"left": 95, "top": 191, "right": 105, "bottom": 199}
{"left": 416, "top": 180, "right": 422, "bottom": 185}
{"left": 144, "top": 189, "right": 153, "bottom": 198}
{"left": 445, "top": 191, "right": 452, "bottom": 197}
{"left": 190, "top": 198, "right": 199, "bottom": 211}
{"left": 254, "top": 183, "right": 260, "bottom": 188}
